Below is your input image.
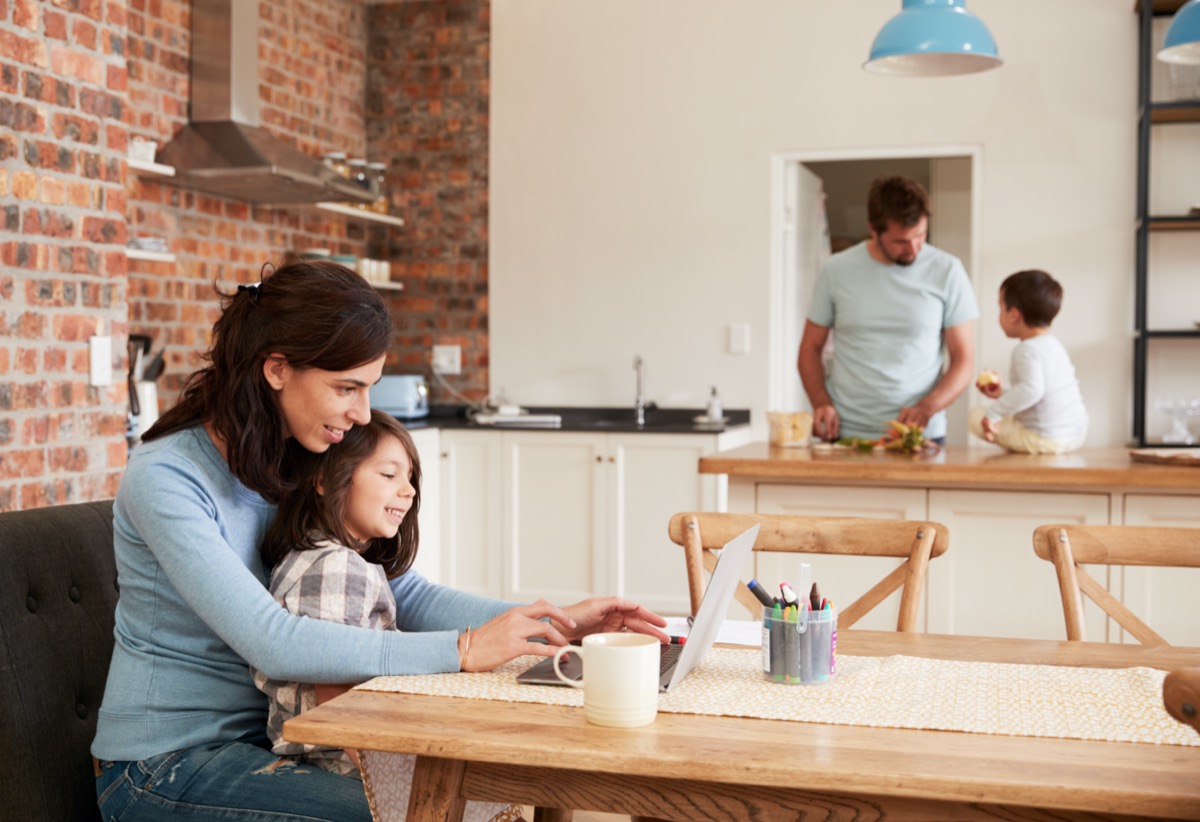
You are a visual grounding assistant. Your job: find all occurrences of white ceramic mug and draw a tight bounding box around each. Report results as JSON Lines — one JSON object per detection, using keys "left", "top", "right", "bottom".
{"left": 552, "top": 632, "right": 659, "bottom": 728}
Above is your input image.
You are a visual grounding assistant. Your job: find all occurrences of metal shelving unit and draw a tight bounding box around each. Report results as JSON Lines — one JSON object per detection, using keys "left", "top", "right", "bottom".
{"left": 1133, "top": 0, "right": 1200, "bottom": 446}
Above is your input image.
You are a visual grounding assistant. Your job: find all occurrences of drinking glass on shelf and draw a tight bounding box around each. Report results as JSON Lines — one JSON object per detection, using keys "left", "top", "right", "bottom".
{"left": 1154, "top": 398, "right": 1196, "bottom": 445}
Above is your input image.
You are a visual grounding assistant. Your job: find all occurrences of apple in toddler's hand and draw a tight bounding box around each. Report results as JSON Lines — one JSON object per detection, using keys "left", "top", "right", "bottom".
{"left": 976, "top": 369, "right": 999, "bottom": 388}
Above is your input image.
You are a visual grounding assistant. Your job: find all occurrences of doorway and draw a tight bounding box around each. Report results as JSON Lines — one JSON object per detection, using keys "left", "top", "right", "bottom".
{"left": 768, "top": 147, "right": 980, "bottom": 447}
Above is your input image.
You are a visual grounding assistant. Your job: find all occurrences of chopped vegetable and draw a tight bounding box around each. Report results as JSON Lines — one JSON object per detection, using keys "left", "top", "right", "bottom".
{"left": 879, "top": 420, "right": 927, "bottom": 453}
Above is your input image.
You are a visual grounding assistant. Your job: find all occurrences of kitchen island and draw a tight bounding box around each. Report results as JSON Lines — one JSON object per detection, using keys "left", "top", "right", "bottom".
{"left": 699, "top": 443, "right": 1200, "bottom": 644}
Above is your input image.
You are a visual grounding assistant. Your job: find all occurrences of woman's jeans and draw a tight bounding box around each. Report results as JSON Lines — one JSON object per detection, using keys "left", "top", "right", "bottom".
{"left": 96, "top": 739, "right": 372, "bottom": 821}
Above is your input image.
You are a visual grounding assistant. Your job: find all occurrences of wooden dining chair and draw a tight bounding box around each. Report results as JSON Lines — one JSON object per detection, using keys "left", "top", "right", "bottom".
{"left": 1164, "top": 668, "right": 1200, "bottom": 737}
{"left": 667, "top": 512, "right": 949, "bottom": 631}
{"left": 1032, "top": 524, "right": 1200, "bottom": 646}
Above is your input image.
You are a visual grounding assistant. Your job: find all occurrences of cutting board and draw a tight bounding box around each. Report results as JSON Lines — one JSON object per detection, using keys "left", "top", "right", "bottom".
{"left": 1129, "top": 448, "right": 1200, "bottom": 467}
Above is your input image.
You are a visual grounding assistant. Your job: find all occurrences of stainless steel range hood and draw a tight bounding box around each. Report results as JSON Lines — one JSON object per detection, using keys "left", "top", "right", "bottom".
{"left": 156, "top": 0, "right": 372, "bottom": 205}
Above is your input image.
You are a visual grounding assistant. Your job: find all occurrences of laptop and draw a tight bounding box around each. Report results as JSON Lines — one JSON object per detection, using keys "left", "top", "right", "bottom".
{"left": 516, "top": 523, "right": 761, "bottom": 692}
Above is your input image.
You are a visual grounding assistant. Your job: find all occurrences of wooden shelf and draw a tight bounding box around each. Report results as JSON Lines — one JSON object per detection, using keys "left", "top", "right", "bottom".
{"left": 1147, "top": 215, "right": 1200, "bottom": 230}
{"left": 1150, "top": 102, "right": 1200, "bottom": 124}
{"left": 1144, "top": 329, "right": 1200, "bottom": 339}
{"left": 126, "top": 248, "right": 176, "bottom": 263}
{"left": 127, "top": 158, "right": 176, "bottom": 178}
{"left": 313, "top": 202, "right": 405, "bottom": 227}
{"left": 1137, "top": 0, "right": 1187, "bottom": 14}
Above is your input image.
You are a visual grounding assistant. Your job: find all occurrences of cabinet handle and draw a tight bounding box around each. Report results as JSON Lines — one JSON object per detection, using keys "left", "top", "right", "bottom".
{"left": 608, "top": 456, "right": 615, "bottom": 463}
{"left": 595, "top": 455, "right": 602, "bottom": 463}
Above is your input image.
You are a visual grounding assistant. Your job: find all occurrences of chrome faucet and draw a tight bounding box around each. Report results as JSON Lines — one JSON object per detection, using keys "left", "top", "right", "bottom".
{"left": 633, "top": 355, "right": 645, "bottom": 428}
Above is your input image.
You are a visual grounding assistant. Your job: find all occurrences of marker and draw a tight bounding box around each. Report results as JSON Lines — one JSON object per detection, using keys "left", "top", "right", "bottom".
{"left": 784, "top": 605, "right": 799, "bottom": 684}
{"left": 809, "top": 582, "right": 822, "bottom": 612}
{"left": 770, "top": 600, "right": 784, "bottom": 682}
{"left": 668, "top": 635, "right": 687, "bottom": 645}
{"left": 747, "top": 578, "right": 776, "bottom": 608}
{"left": 779, "top": 583, "right": 799, "bottom": 608}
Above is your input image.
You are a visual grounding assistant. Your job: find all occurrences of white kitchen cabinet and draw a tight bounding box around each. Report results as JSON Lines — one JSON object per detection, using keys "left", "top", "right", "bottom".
{"left": 1119, "top": 493, "right": 1200, "bottom": 646}
{"left": 503, "top": 432, "right": 606, "bottom": 605}
{"left": 440, "top": 427, "right": 750, "bottom": 612}
{"left": 438, "top": 430, "right": 505, "bottom": 598}
{"left": 926, "top": 489, "right": 1110, "bottom": 640}
{"left": 608, "top": 433, "right": 739, "bottom": 616}
{"left": 753, "top": 484, "right": 928, "bottom": 631}
{"left": 407, "top": 427, "right": 441, "bottom": 583}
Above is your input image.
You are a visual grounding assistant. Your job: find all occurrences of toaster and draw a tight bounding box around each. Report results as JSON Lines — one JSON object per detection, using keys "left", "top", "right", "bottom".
{"left": 374, "top": 374, "right": 429, "bottom": 419}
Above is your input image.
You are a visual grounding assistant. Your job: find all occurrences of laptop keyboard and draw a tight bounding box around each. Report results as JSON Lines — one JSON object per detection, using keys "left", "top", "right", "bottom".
{"left": 659, "top": 643, "right": 683, "bottom": 675}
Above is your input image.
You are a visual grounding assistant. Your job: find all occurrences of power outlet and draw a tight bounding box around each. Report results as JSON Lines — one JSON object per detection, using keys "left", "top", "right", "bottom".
{"left": 431, "top": 344, "right": 462, "bottom": 375}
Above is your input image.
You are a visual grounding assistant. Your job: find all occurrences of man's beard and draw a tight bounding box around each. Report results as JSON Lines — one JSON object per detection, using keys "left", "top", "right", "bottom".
{"left": 880, "top": 246, "right": 917, "bottom": 267}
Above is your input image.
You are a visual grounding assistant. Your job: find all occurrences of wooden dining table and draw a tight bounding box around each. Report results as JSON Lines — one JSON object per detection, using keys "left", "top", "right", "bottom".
{"left": 283, "top": 631, "right": 1200, "bottom": 821}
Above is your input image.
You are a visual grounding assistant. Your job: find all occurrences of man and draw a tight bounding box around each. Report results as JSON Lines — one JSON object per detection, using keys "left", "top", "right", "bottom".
{"left": 797, "top": 175, "right": 978, "bottom": 443}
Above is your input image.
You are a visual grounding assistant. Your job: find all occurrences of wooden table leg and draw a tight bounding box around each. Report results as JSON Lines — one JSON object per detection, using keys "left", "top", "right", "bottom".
{"left": 407, "top": 755, "right": 467, "bottom": 822}
{"left": 533, "top": 808, "right": 574, "bottom": 822}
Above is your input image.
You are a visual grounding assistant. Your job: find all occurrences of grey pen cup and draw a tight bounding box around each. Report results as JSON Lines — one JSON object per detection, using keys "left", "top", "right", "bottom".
{"left": 761, "top": 605, "right": 837, "bottom": 685}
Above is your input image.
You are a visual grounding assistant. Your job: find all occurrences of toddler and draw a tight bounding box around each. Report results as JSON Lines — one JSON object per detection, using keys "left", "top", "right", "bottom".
{"left": 969, "top": 269, "right": 1088, "bottom": 454}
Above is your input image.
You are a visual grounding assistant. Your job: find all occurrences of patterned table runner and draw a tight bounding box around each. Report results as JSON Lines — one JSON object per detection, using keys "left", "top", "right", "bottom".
{"left": 357, "top": 648, "right": 1198, "bottom": 747}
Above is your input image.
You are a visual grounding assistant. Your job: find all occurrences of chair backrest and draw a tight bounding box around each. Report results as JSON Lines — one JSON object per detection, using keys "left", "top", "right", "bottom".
{"left": 1164, "top": 668, "right": 1200, "bottom": 736}
{"left": 0, "top": 500, "right": 116, "bottom": 821}
{"left": 667, "top": 512, "right": 949, "bottom": 631}
{"left": 1032, "top": 524, "right": 1200, "bottom": 646}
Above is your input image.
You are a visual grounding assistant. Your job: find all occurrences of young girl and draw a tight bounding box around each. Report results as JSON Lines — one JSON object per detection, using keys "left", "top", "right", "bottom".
{"left": 253, "top": 410, "right": 520, "bottom": 821}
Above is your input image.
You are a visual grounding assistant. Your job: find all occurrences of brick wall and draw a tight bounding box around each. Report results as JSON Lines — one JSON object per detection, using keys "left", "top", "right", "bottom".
{"left": 1, "top": 0, "right": 131, "bottom": 511}
{"left": 1, "top": 0, "right": 490, "bottom": 512}
{"left": 368, "top": 0, "right": 490, "bottom": 401}
{"left": 124, "top": 0, "right": 373, "bottom": 402}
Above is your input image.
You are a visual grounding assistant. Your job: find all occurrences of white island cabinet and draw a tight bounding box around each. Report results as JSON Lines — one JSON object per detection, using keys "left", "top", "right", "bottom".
{"left": 439, "top": 427, "right": 751, "bottom": 613}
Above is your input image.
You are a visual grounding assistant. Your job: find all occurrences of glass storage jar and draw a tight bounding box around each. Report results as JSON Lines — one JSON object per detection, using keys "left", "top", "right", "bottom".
{"left": 367, "top": 161, "right": 390, "bottom": 214}
{"left": 321, "top": 151, "right": 349, "bottom": 179}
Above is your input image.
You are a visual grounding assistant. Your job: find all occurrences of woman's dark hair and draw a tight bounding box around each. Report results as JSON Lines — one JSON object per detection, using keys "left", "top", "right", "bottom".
{"left": 1001, "top": 269, "right": 1063, "bottom": 328}
{"left": 262, "top": 410, "right": 421, "bottom": 579}
{"left": 143, "top": 259, "right": 392, "bottom": 503}
{"left": 867, "top": 175, "right": 931, "bottom": 235}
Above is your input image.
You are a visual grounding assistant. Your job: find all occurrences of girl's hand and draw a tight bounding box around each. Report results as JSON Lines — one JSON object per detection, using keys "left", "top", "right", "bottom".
{"left": 553, "top": 597, "right": 670, "bottom": 644}
{"left": 980, "top": 416, "right": 998, "bottom": 442}
{"left": 457, "top": 599, "right": 577, "bottom": 672}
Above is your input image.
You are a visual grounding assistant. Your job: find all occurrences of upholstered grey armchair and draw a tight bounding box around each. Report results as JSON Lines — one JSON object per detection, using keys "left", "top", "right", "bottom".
{"left": 0, "top": 500, "right": 116, "bottom": 821}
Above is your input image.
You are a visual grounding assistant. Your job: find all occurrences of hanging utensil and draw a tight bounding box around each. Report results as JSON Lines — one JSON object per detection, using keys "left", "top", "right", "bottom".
{"left": 142, "top": 350, "right": 165, "bottom": 383}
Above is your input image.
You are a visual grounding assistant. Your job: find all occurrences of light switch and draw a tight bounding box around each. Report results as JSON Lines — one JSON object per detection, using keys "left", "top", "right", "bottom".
{"left": 728, "top": 323, "right": 750, "bottom": 355}
{"left": 89, "top": 335, "right": 113, "bottom": 386}
{"left": 431, "top": 344, "right": 462, "bottom": 375}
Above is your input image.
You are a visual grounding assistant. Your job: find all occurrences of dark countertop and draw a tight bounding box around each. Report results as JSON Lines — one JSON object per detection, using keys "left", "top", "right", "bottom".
{"left": 396, "top": 405, "right": 751, "bottom": 435}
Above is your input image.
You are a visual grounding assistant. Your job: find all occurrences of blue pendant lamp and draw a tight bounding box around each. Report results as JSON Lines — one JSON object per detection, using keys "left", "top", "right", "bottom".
{"left": 1159, "top": 0, "right": 1200, "bottom": 65}
{"left": 865, "top": 0, "right": 1002, "bottom": 76}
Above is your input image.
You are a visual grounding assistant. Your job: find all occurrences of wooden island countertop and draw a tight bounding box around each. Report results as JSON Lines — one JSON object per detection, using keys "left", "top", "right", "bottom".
{"left": 698, "top": 444, "right": 1200, "bottom": 491}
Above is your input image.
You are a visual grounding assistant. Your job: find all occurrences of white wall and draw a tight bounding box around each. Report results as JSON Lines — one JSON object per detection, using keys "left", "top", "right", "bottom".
{"left": 490, "top": 0, "right": 1140, "bottom": 446}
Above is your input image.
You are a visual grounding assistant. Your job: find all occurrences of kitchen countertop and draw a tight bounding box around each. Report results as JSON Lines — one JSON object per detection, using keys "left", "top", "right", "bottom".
{"left": 397, "top": 405, "right": 751, "bottom": 435}
{"left": 698, "top": 442, "right": 1200, "bottom": 491}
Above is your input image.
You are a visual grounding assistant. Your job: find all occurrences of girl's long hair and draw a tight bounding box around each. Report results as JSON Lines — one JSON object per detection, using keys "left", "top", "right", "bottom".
{"left": 143, "top": 260, "right": 392, "bottom": 503}
{"left": 262, "top": 410, "right": 421, "bottom": 579}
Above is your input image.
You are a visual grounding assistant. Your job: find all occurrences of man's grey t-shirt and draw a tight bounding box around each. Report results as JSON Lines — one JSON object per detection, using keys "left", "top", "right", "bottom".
{"left": 807, "top": 242, "right": 978, "bottom": 439}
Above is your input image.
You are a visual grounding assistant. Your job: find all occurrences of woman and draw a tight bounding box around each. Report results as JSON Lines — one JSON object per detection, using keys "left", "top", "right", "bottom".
{"left": 93, "top": 260, "right": 667, "bottom": 821}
